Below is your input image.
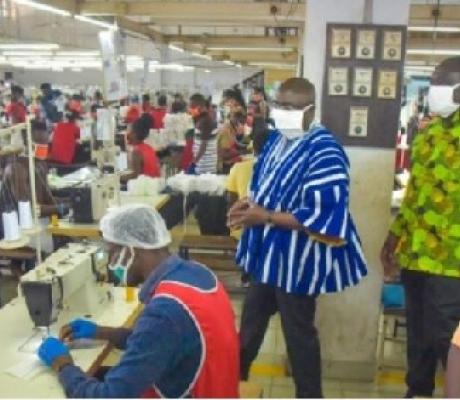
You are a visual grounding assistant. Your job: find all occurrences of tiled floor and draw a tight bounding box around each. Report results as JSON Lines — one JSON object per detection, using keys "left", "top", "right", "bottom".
{"left": 230, "top": 296, "right": 446, "bottom": 398}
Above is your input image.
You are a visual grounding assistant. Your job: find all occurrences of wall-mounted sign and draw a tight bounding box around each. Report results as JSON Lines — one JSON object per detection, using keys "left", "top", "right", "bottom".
{"left": 356, "top": 30, "right": 376, "bottom": 59}
{"left": 382, "top": 31, "right": 402, "bottom": 61}
{"left": 331, "top": 28, "right": 352, "bottom": 58}
{"left": 353, "top": 68, "right": 373, "bottom": 97}
{"left": 328, "top": 67, "right": 349, "bottom": 96}
{"left": 349, "top": 106, "right": 369, "bottom": 137}
{"left": 378, "top": 69, "right": 398, "bottom": 99}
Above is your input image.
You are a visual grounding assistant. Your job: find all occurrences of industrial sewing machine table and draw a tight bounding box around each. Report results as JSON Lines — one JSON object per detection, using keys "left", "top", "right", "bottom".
{"left": 0, "top": 287, "right": 140, "bottom": 398}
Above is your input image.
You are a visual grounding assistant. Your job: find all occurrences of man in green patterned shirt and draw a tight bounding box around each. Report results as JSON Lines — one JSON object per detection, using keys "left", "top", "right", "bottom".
{"left": 381, "top": 57, "right": 460, "bottom": 398}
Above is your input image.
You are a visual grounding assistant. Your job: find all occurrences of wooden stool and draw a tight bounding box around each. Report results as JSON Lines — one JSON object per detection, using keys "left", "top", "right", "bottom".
{"left": 179, "top": 234, "right": 238, "bottom": 259}
{"left": 178, "top": 235, "right": 245, "bottom": 294}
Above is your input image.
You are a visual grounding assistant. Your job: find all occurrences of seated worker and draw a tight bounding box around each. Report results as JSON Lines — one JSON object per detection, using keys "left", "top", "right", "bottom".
{"left": 151, "top": 94, "right": 168, "bottom": 130}
{"left": 217, "top": 111, "right": 248, "bottom": 174}
{"left": 447, "top": 322, "right": 460, "bottom": 397}
{"left": 5, "top": 85, "right": 27, "bottom": 124}
{"left": 163, "top": 99, "right": 193, "bottom": 145}
{"left": 141, "top": 94, "right": 156, "bottom": 129}
{"left": 49, "top": 110, "right": 81, "bottom": 165}
{"left": 121, "top": 114, "right": 161, "bottom": 183}
{"left": 37, "top": 204, "right": 239, "bottom": 398}
{"left": 124, "top": 96, "right": 141, "bottom": 125}
{"left": 0, "top": 120, "right": 68, "bottom": 255}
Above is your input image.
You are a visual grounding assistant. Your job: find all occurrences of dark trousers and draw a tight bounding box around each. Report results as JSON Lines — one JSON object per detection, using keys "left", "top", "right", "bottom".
{"left": 401, "top": 269, "right": 460, "bottom": 397}
{"left": 240, "top": 281, "right": 322, "bottom": 398}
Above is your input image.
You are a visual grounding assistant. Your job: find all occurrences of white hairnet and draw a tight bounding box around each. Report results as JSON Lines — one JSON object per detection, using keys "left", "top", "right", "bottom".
{"left": 100, "top": 204, "right": 171, "bottom": 250}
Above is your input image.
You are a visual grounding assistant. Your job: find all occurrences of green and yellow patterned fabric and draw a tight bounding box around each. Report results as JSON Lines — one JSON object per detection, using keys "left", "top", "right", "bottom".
{"left": 391, "top": 110, "right": 460, "bottom": 278}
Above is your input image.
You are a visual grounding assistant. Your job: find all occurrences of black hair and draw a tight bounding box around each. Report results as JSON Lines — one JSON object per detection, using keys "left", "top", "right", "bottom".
{"left": 40, "top": 83, "right": 51, "bottom": 91}
{"left": 189, "top": 93, "right": 207, "bottom": 107}
{"left": 90, "top": 104, "right": 101, "bottom": 113}
{"left": 158, "top": 95, "right": 167, "bottom": 107}
{"left": 279, "top": 78, "right": 316, "bottom": 100}
{"left": 142, "top": 94, "right": 150, "bottom": 103}
{"left": 253, "top": 86, "right": 265, "bottom": 98}
{"left": 66, "top": 111, "right": 78, "bottom": 123}
{"left": 132, "top": 114, "right": 152, "bottom": 141}
{"left": 252, "top": 117, "right": 270, "bottom": 155}
{"left": 223, "top": 88, "right": 246, "bottom": 109}
{"left": 171, "top": 100, "right": 186, "bottom": 113}
{"left": 11, "top": 85, "right": 24, "bottom": 96}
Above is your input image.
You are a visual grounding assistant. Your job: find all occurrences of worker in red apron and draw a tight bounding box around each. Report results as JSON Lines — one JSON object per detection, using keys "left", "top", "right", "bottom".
{"left": 37, "top": 204, "right": 240, "bottom": 398}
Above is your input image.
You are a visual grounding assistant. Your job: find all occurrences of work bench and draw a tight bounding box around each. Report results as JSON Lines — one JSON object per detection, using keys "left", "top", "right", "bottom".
{"left": 46, "top": 194, "right": 170, "bottom": 239}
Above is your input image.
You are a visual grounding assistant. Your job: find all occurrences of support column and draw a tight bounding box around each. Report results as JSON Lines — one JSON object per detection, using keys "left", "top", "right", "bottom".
{"left": 303, "top": 0, "right": 410, "bottom": 380}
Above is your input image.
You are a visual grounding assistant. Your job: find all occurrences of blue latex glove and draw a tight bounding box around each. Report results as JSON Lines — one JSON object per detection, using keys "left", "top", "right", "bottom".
{"left": 186, "top": 163, "right": 196, "bottom": 175}
{"left": 68, "top": 318, "right": 97, "bottom": 340}
{"left": 38, "top": 337, "right": 70, "bottom": 367}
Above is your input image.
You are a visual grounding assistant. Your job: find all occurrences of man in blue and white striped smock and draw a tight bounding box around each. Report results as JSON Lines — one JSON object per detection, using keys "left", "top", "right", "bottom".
{"left": 228, "top": 78, "right": 368, "bottom": 398}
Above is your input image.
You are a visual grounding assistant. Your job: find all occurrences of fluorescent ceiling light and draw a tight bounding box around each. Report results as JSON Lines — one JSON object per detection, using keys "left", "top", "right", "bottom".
{"left": 0, "top": 43, "right": 59, "bottom": 50}
{"left": 57, "top": 51, "right": 100, "bottom": 57}
{"left": 2, "top": 51, "right": 53, "bottom": 56}
{"left": 407, "top": 48, "right": 460, "bottom": 56}
{"left": 249, "top": 62, "right": 296, "bottom": 69}
{"left": 75, "top": 15, "right": 117, "bottom": 30}
{"left": 12, "top": 0, "right": 71, "bottom": 16}
{"left": 208, "top": 46, "right": 294, "bottom": 52}
{"left": 168, "top": 44, "right": 184, "bottom": 53}
{"left": 204, "top": 69, "right": 211, "bottom": 73}
{"left": 192, "top": 52, "right": 212, "bottom": 60}
{"left": 408, "top": 26, "right": 460, "bottom": 33}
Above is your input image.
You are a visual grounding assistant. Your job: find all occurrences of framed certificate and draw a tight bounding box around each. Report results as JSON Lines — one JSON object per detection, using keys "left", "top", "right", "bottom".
{"left": 331, "top": 28, "right": 351, "bottom": 58}
{"left": 382, "top": 31, "right": 402, "bottom": 61}
{"left": 353, "top": 68, "right": 373, "bottom": 97}
{"left": 349, "top": 106, "right": 368, "bottom": 137}
{"left": 356, "top": 30, "right": 376, "bottom": 59}
{"left": 328, "top": 67, "right": 349, "bottom": 96}
{"left": 378, "top": 70, "right": 398, "bottom": 99}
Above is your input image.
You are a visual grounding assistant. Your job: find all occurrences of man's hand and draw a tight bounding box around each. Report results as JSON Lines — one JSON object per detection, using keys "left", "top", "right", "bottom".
{"left": 227, "top": 197, "right": 252, "bottom": 229}
{"left": 60, "top": 319, "right": 98, "bottom": 342}
{"left": 380, "top": 233, "right": 400, "bottom": 281}
{"left": 228, "top": 200, "right": 270, "bottom": 229}
{"left": 38, "top": 337, "right": 73, "bottom": 372}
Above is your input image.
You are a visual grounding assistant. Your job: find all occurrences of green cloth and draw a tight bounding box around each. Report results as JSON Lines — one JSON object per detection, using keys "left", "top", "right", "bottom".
{"left": 390, "top": 110, "right": 460, "bottom": 278}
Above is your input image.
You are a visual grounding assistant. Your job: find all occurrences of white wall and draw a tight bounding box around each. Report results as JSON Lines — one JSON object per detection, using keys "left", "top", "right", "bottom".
{"left": 303, "top": 0, "right": 410, "bottom": 380}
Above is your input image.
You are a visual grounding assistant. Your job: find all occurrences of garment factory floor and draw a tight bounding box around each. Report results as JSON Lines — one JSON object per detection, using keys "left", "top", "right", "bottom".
{"left": 0, "top": 217, "right": 446, "bottom": 398}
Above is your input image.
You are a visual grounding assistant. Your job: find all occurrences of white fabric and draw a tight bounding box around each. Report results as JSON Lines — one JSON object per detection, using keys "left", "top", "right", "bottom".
{"left": 270, "top": 105, "right": 314, "bottom": 139}
{"left": 163, "top": 112, "right": 193, "bottom": 144}
{"left": 100, "top": 204, "right": 171, "bottom": 249}
{"left": 427, "top": 84, "right": 460, "bottom": 118}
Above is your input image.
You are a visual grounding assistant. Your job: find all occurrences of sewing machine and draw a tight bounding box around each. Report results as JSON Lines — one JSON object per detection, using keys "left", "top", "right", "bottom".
{"left": 19, "top": 243, "right": 110, "bottom": 328}
{"left": 71, "top": 174, "right": 120, "bottom": 223}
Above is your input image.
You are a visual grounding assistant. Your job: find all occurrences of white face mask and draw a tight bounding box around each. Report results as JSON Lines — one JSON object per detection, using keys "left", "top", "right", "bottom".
{"left": 271, "top": 104, "right": 314, "bottom": 140}
{"left": 108, "top": 246, "right": 135, "bottom": 286}
{"left": 427, "top": 84, "right": 460, "bottom": 118}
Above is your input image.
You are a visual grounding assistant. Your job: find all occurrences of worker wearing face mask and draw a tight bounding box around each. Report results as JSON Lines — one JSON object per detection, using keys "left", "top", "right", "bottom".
{"left": 228, "top": 78, "right": 367, "bottom": 398}
{"left": 381, "top": 57, "right": 460, "bottom": 398}
{"left": 36, "top": 204, "right": 239, "bottom": 398}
